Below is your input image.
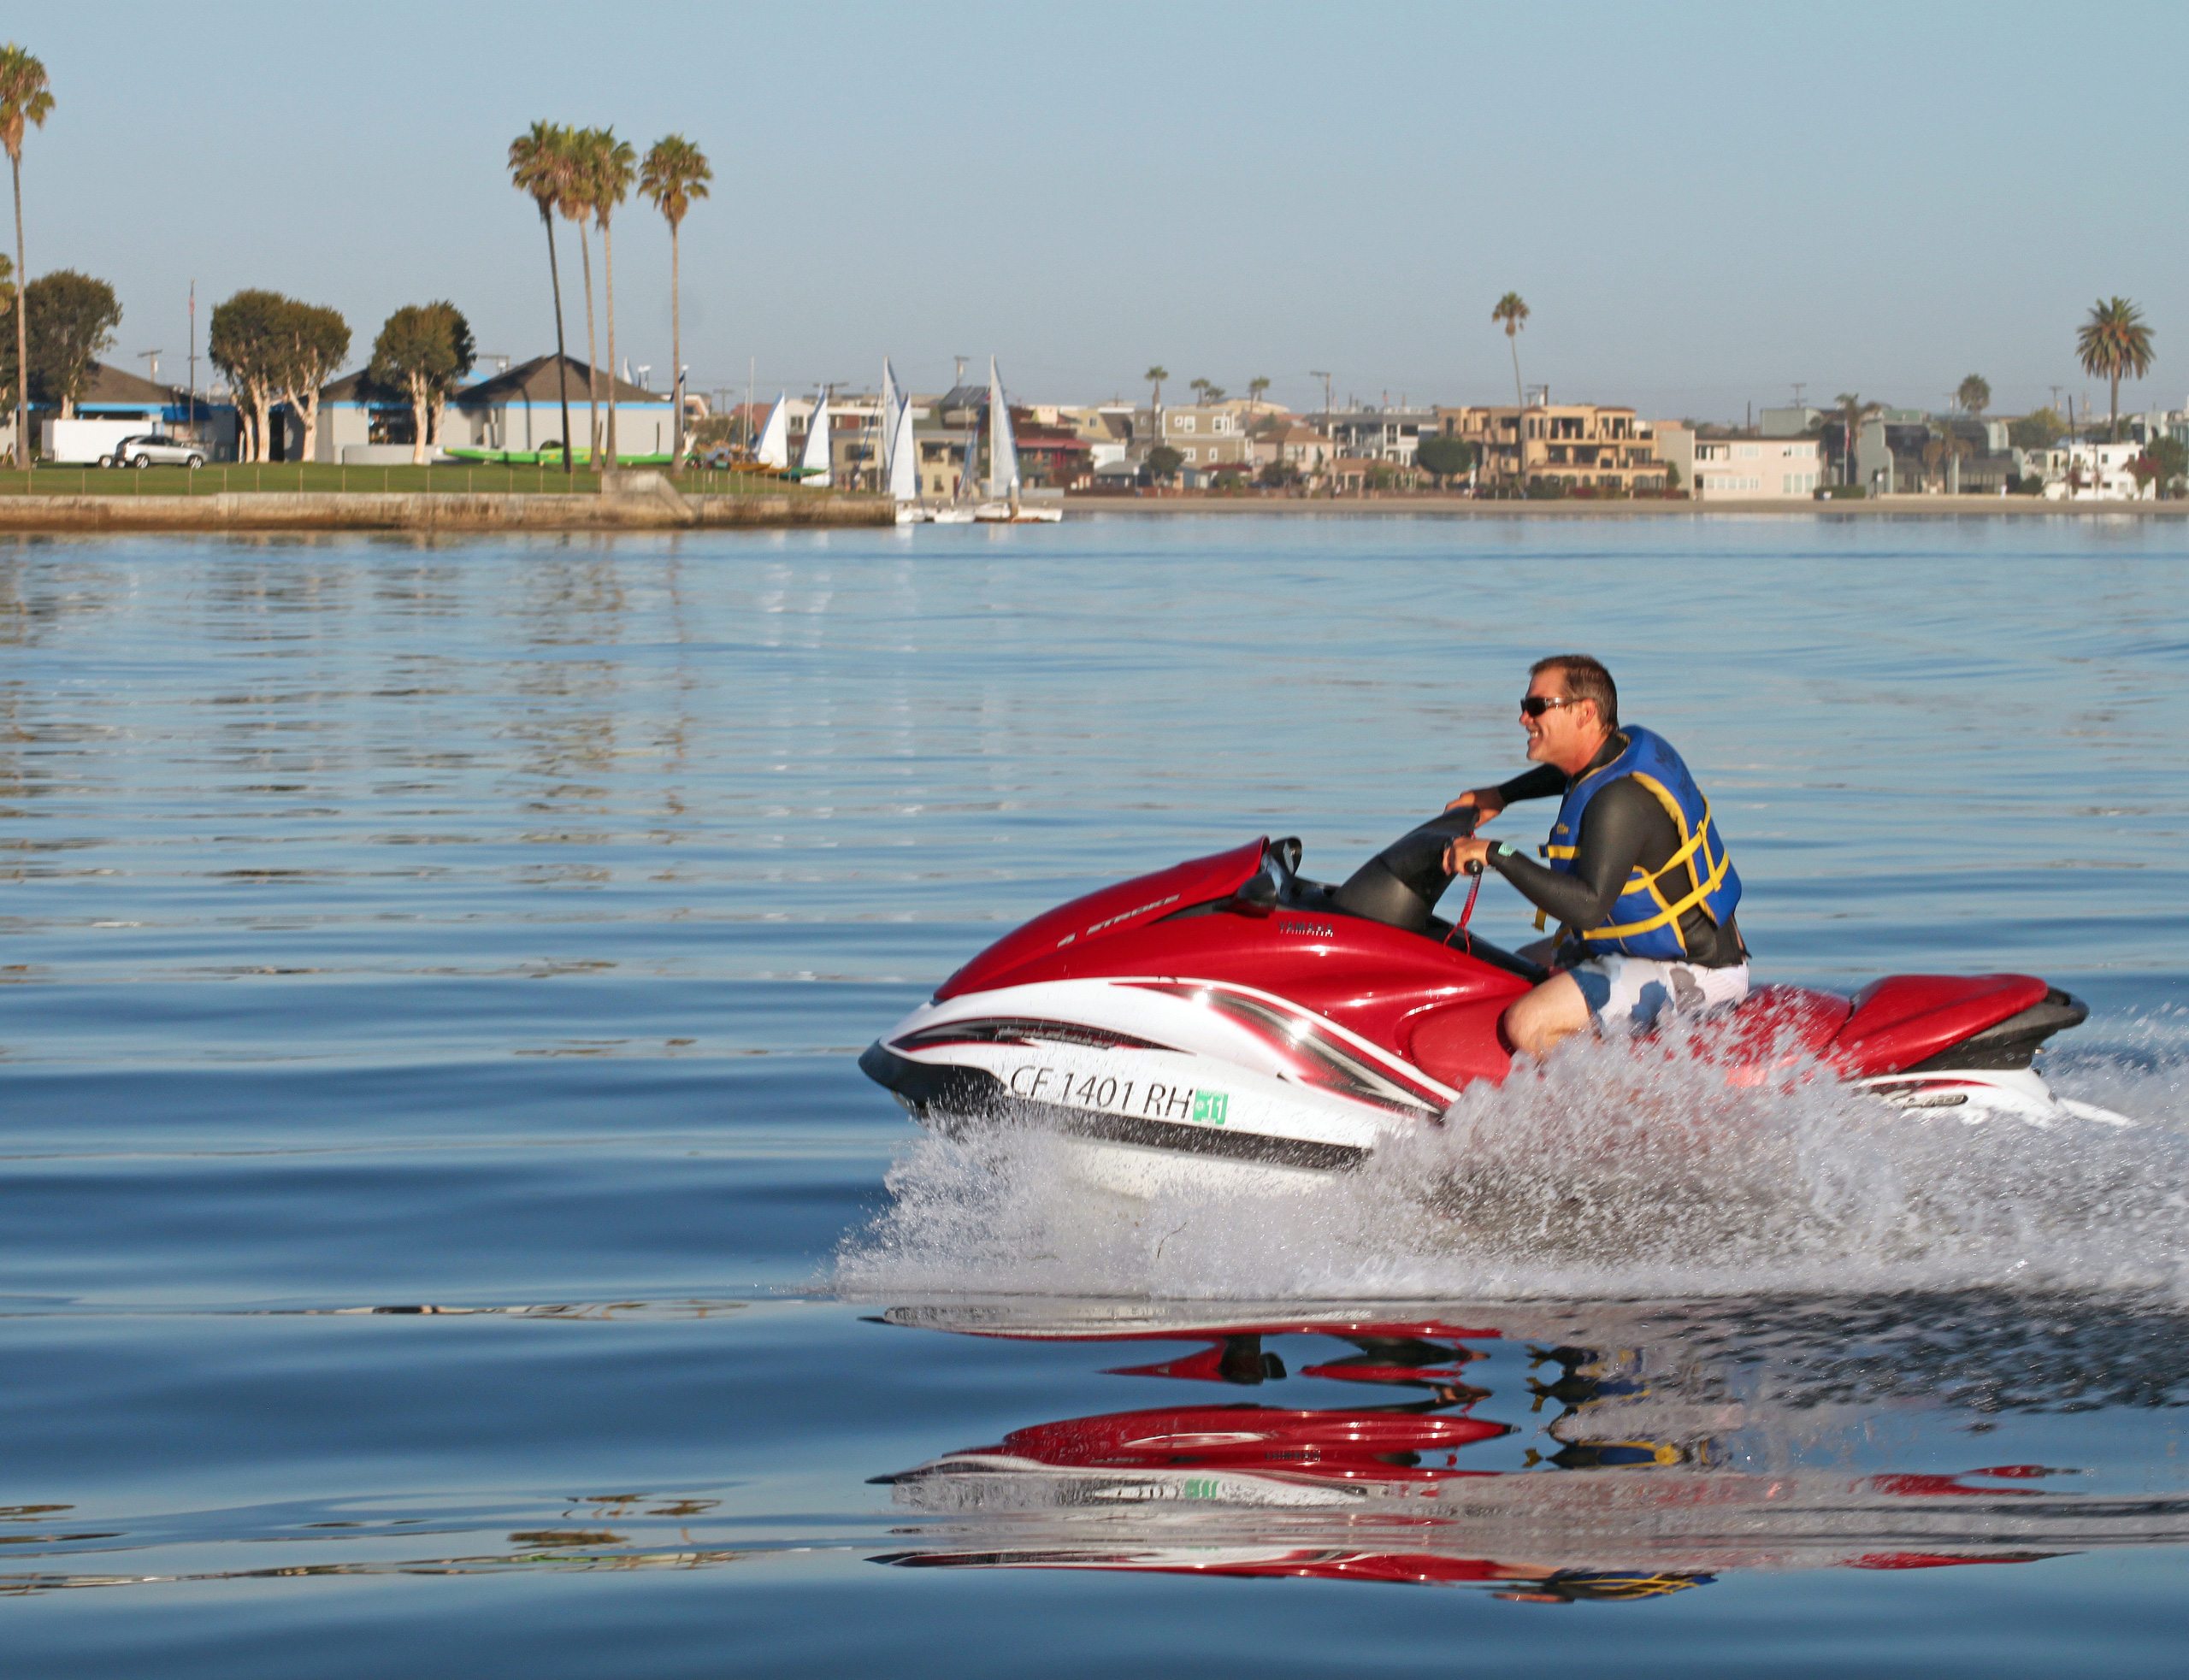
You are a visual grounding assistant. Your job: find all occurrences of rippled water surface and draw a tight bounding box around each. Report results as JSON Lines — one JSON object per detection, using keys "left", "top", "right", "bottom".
{"left": 3, "top": 517, "right": 2186, "bottom": 1676}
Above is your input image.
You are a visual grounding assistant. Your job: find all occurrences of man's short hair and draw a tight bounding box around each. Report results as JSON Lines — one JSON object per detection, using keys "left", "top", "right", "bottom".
{"left": 1531, "top": 653, "right": 1619, "bottom": 729}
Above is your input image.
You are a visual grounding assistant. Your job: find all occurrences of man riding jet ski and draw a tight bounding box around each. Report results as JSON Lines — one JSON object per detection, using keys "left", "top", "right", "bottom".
{"left": 1442, "top": 654, "right": 1747, "bottom": 1059}
{"left": 861, "top": 662, "right": 2127, "bottom": 1195}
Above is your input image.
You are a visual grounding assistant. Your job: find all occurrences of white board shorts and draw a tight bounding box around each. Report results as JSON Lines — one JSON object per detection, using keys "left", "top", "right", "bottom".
{"left": 1567, "top": 954, "right": 1750, "bottom": 1033}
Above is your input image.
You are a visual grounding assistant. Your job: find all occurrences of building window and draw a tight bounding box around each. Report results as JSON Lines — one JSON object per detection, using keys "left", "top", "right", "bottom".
{"left": 1173, "top": 416, "right": 1195, "bottom": 433}
{"left": 1183, "top": 447, "right": 1196, "bottom": 461}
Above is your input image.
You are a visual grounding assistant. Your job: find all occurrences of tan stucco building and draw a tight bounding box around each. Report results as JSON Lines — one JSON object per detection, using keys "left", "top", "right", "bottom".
{"left": 1436, "top": 402, "right": 1667, "bottom": 492}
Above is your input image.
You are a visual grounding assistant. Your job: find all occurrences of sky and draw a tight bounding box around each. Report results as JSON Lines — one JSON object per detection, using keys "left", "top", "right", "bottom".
{"left": 15, "top": 0, "right": 2186, "bottom": 421}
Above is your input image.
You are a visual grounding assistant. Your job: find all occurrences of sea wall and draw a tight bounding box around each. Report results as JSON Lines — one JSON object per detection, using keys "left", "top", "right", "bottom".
{"left": 0, "top": 488, "right": 895, "bottom": 533}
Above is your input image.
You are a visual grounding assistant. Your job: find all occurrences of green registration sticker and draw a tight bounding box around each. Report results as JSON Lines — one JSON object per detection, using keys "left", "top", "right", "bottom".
{"left": 1191, "top": 1090, "right": 1229, "bottom": 1126}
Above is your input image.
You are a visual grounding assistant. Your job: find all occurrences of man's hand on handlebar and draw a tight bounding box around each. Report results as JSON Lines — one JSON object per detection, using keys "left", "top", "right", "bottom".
{"left": 1444, "top": 834, "right": 1494, "bottom": 877}
{"left": 1444, "top": 787, "right": 1506, "bottom": 821}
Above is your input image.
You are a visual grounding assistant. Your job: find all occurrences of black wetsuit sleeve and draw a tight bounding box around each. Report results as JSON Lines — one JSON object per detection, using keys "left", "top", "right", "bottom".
{"left": 1484, "top": 777, "right": 1656, "bottom": 930}
{"left": 1495, "top": 764, "right": 1567, "bottom": 805}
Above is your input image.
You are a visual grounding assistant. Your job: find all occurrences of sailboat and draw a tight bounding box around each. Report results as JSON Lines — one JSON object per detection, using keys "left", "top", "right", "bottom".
{"left": 753, "top": 393, "right": 790, "bottom": 469}
{"left": 798, "top": 391, "right": 834, "bottom": 487}
{"left": 973, "top": 357, "right": 1062, "bottom": 523}
{"left": 882, "top": 358, "right": 929, "bottom": 524}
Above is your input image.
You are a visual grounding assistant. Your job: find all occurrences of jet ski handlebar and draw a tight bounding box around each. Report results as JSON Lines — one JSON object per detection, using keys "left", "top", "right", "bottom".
{"left": 1331, "top": 807, "right": 1481, "bottom": 934}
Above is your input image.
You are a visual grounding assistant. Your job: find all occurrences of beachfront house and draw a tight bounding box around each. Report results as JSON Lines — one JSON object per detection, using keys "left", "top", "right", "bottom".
{"left": 1441, "top": 400, "right": 1667, "bottom": 492}
{"left": 443, "top": 356, "right": 675, "bottom": 459}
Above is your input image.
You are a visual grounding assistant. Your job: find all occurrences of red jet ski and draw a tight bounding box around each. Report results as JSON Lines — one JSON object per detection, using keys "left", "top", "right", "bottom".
{"left": 860, "top": 812, "right": 2125, "bottom": 1196}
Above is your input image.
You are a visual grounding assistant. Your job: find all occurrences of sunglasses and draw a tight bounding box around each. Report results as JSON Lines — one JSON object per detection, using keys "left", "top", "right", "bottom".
{"left": 1519, "top": 694, "right": 1585, "bottom": 718}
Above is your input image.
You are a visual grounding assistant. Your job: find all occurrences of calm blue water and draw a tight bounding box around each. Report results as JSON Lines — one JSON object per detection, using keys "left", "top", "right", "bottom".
{"left": 3, "top": 516, "right": 2186, "bottom": 1675}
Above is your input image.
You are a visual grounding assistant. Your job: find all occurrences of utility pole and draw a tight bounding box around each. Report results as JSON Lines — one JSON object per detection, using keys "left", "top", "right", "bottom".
{"left": 1310, "top": 371, "right": 1331, "bottom": 495}
{"left": 1792, "top": 381, "right": 1806, "bottom": 406}
{"left": 187, "top": 281, "right": 198, "bottom": 437}
{"left": 138, "top": 350, "right": 162, "bottom": 385}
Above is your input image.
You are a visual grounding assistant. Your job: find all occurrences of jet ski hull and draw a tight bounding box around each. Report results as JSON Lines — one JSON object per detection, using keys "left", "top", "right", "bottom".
{"left": 861, "top": 835, "right": 2128, "bottom": 1192}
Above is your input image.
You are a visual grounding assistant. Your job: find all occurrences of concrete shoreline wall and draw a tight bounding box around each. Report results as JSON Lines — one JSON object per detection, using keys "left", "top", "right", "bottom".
{"left": 0, "top": 490, "right": 895, "bottom": 534}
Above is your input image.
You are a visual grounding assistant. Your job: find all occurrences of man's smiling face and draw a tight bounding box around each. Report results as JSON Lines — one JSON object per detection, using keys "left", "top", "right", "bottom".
{"left": 1521, "top": 669, "right": 1603, "bottom": 772}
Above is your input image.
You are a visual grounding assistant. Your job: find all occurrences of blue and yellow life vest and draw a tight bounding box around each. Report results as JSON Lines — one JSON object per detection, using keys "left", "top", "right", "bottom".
{"left": 1540, "top": 725, "right": 1740, "bottom": 960}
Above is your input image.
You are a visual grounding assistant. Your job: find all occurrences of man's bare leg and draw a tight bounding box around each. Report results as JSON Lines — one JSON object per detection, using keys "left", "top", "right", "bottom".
{"left": 1502, "top": 971, "right": 1592, "bottom": 1059}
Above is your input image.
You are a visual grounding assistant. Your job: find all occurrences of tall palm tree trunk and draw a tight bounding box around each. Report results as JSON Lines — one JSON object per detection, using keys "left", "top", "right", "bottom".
{"left": 11, "top": 153, "right": 25, "bottom": 471}
{"left": 2110, "top": 374, "right": 2121, "bottom": 443}
{"left": 1508, "top": 334, "right": 1524, "bottom": 484}
{"left": 543, "top": 209, "right": 573, "bottom": 475}
{"left": 669, "top": 221, "right": 681, "bottom": 470}
{"left": 578, "top": 223, "right": 600, "bottom": 463}
{"left": 603, "top": 216, "right": 618, "bottom": 470}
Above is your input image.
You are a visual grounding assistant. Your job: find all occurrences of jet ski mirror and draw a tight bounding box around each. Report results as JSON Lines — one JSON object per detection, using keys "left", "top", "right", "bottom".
{"left": 1333, "top": 807, "right": 1479, "bottom": 934}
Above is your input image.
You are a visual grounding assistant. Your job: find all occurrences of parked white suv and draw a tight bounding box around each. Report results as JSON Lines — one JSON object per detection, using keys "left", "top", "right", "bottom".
{"left": 105, "top": 434, "right": 207, "bottom": 469}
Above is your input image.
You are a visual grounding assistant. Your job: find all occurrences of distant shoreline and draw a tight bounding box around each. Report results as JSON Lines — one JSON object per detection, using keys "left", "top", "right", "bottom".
{"left": 1064, "top": 493, "right": 2189, "bottom": 518}
{"left": 0, "top": 488, "right": 894, "bottom": 534}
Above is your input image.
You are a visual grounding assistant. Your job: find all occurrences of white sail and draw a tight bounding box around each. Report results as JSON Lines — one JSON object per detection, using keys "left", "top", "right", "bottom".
{"left": 988, "top": 357, "right": 1018, "bottom": 499}
{"left": 754, "top": 393, "right": 789, "bottom": 469}
{"left": 881, "top": 358, "right": 906, "bottom": 484}
{"left": 799, "top": 392, "right": 833, "bottom": 487}
{"left": 888, "top": 384, "right": 920, "bottom": 504}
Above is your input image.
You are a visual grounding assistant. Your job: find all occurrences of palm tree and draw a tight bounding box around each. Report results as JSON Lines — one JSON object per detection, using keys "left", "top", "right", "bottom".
{"left": 1956, "top": 374, "right": 1990, "bottom": 421}
{"left": 1490, "top": 292, "right": 1529, "bottom": 483}
{"left": 1189, "top": 377, "right": 1210, "bottom": 406}
{"left": 1144, "top": 365, "right": 1167, "bottom": 410}
{"left": 508, "top": 121, "right": 576, "bottom": 475}
{"left": 2076, "top": 298, "right": 2155, "bottom": 441}
{"left": 639, "top": 133, "right": 712, "bottom": 472}
{"left": 0, "top": 44, "right": 52, "bottom": 473}
{"left": 559, "top": 127, "right": 605, "bottom": 463}
{"left": 591, "top": 130, "right": 636, "bottom": 469}
{"left": 1248, "top": 375, "right": 1270, "bottom": 412}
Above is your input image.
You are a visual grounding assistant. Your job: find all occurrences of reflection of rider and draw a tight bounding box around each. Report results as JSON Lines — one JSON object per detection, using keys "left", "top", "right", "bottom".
{"left": 1445, "top": 655, "right": 1748, "bottom": 1058}
{"left": 1495, "top": 1569, "right": 1717, "bottom": 1605}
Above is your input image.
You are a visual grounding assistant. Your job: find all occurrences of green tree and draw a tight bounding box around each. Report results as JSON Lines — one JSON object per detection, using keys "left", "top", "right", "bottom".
{"left": 369, "top": 302, "right": 475, "bottom": 464}
{"left": 273, "top": 300, "right": 350, "bottom": 465}
{"left": 1143, "top": 364, "right": 1167, "bottom": 410}
{"left": 1414, "top": 433, "right": 1474, "bottom": 488}
{"left": 1248, "top": 375, "right": 1270, "bottom": 410}
{"left": 1956, "top": 374, "right": 1990, "bottom": 419}
{"left": 509, "top": 120, "right": 577, "bottom": 473}
{"left": 2009, "top": 406, "right": 2067, "bottom": 450}
{"left": 1189, "top": 377, "right": 1210, "bottom": 406}
{"left": 639, "top": 133, "right": 712, "bottom": 470}
{"left": 588, "top": 129, "right": 636, "bottom": 468}
{"left": 2077, "top": 297, "right": 2155, "bottom": 441}
{"left": 2146, "top": 434, "right": 2187, "bottom": 498}
{"left": 209, "top": 288, "right": 286, "bottom": 462}
{"left": 19, "top": 268, "right": 118, "bottom": 417}
{"left": 1145, "top": 443, "right": 1183, "bottom": 484}
{"left": 1490, "top": 292, "right": 1528, "bottom": 482}
{"left": 0, "top": 43, "right": 53, "bottom": 469}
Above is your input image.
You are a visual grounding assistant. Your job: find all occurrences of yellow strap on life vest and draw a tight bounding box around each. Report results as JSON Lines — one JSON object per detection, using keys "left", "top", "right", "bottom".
{"left": 1581, "top": 789, "right": 1732, "bottom": 944}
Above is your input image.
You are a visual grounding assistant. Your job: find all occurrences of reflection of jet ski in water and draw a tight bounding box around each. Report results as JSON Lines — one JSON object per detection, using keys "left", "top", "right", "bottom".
{"left": 860, "top": 814, "right": 2133, "bottom": 1196}
{"left": 864, "top": 1303, "right": 2189, "bottom": 1595}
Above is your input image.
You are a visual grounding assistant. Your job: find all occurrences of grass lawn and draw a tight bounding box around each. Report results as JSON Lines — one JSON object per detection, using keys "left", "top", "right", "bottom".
{"left": 0, "top": 463, "right": 824, "bottom": 498}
